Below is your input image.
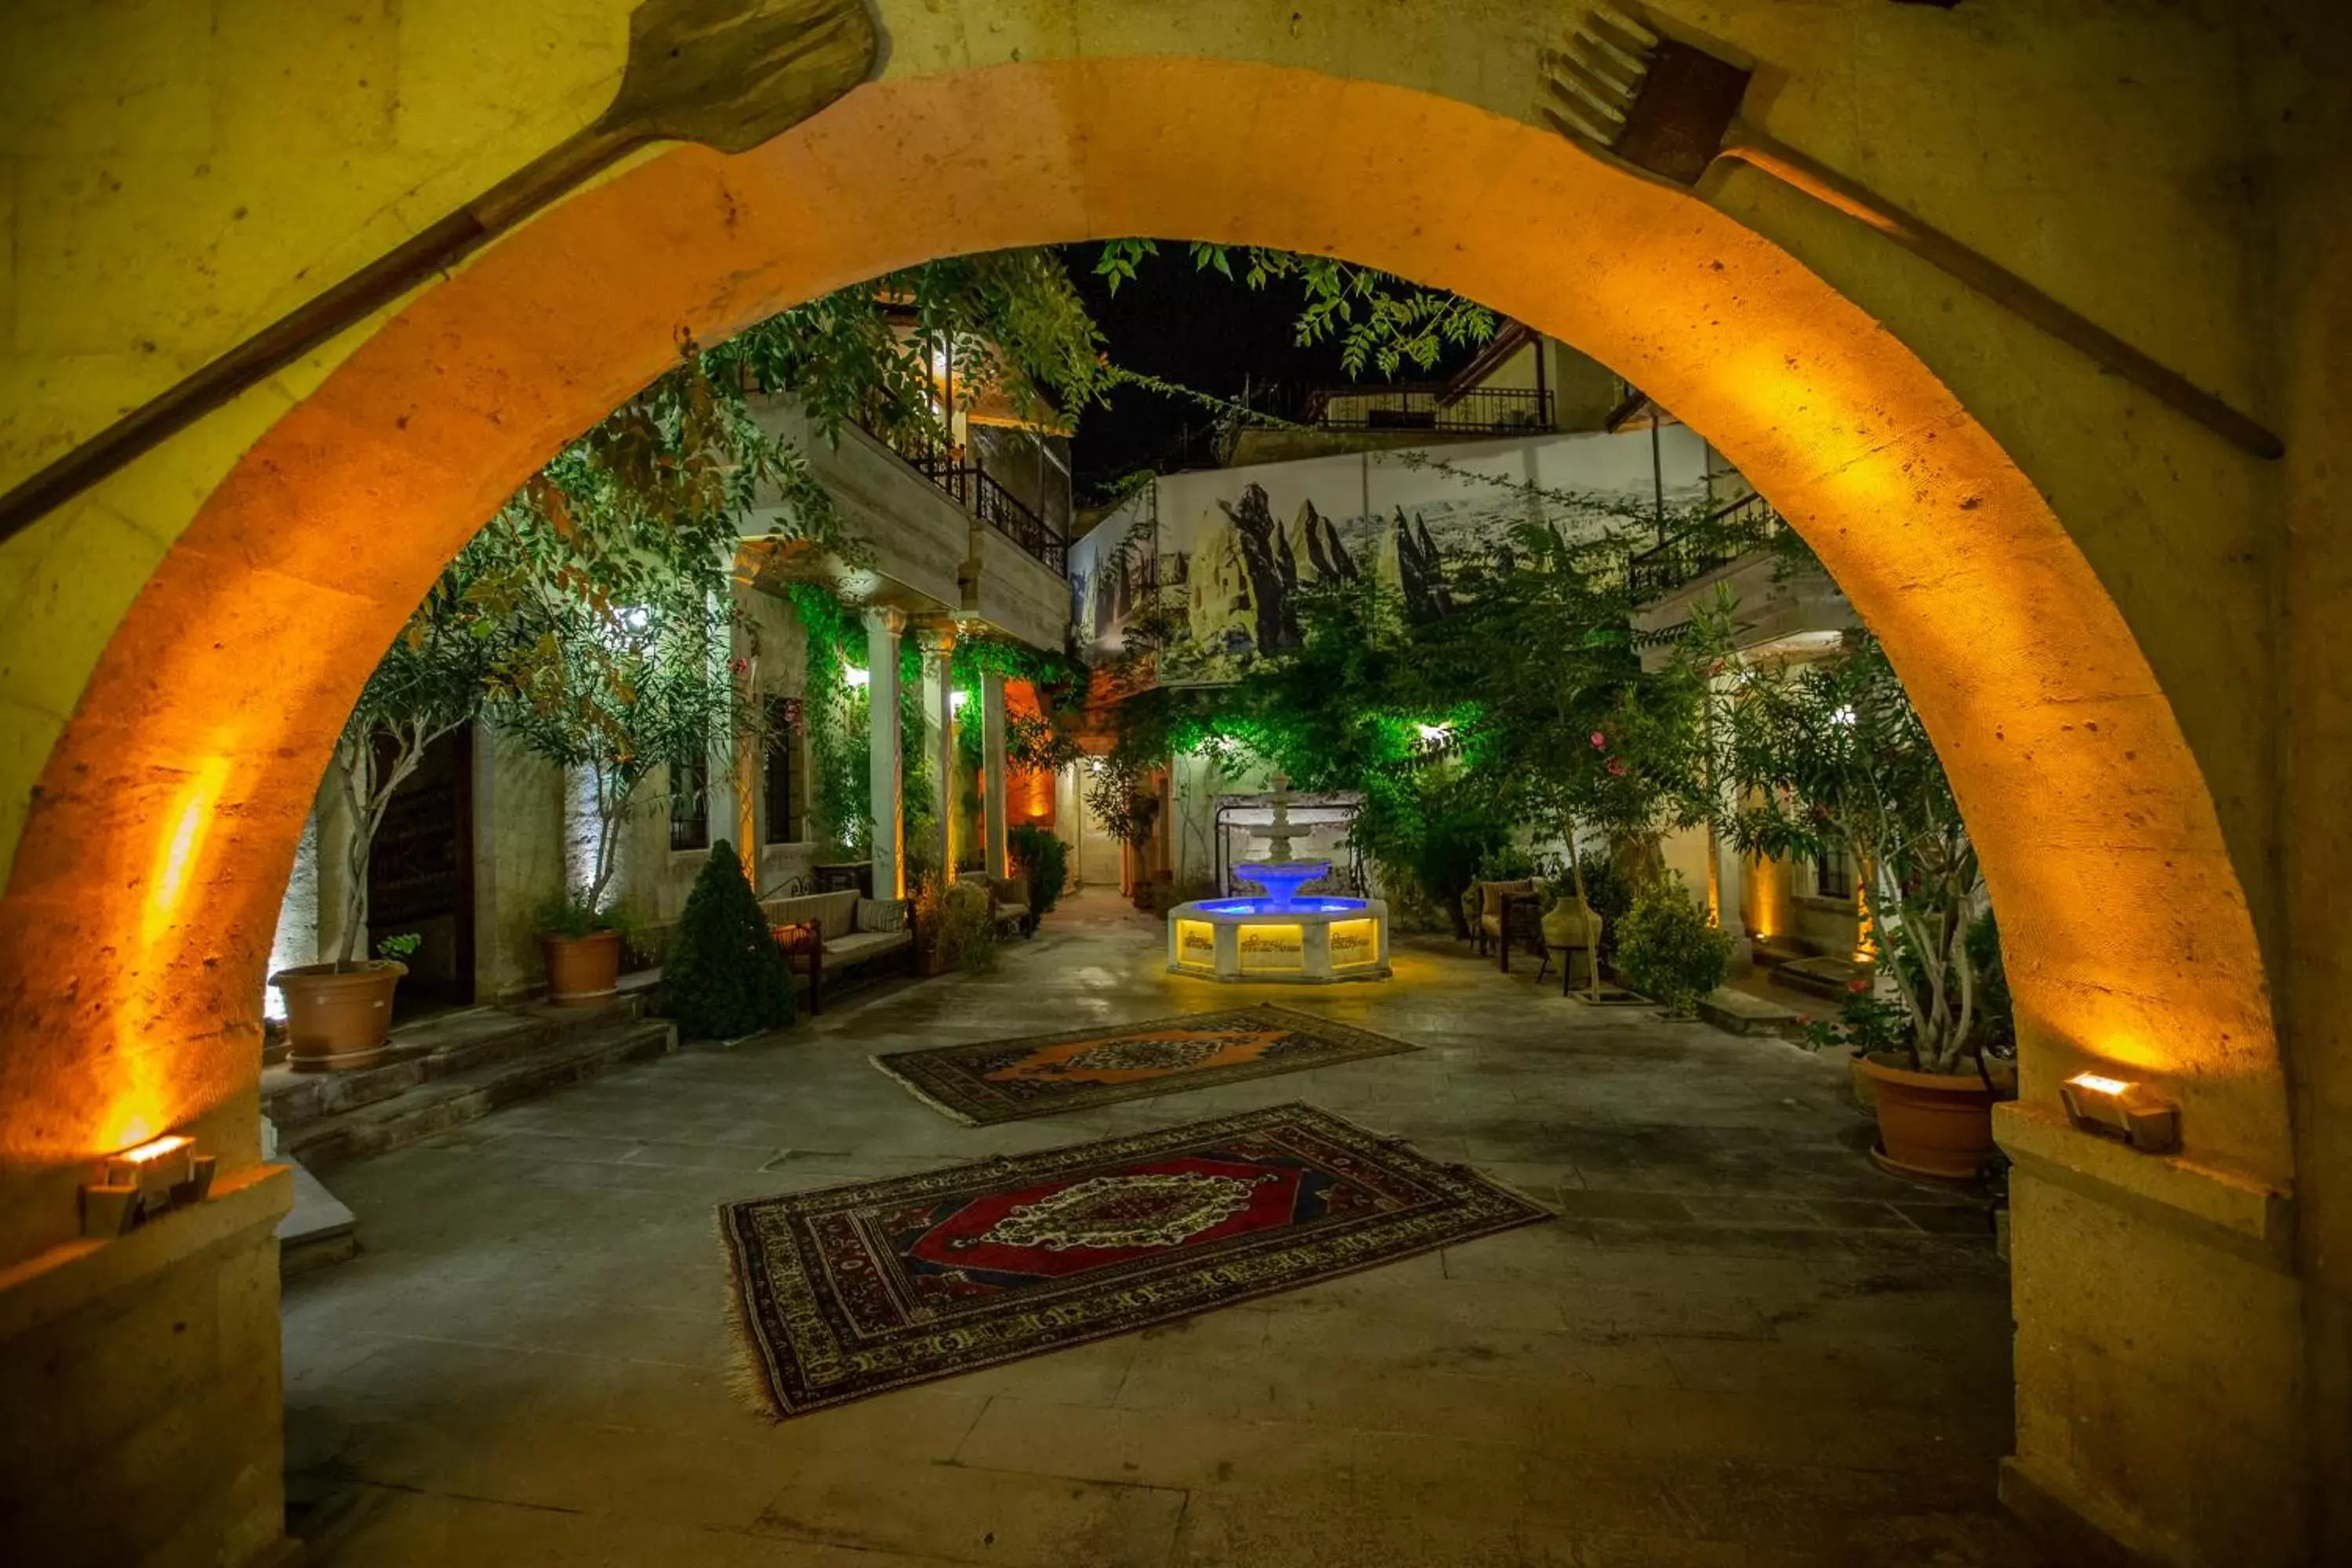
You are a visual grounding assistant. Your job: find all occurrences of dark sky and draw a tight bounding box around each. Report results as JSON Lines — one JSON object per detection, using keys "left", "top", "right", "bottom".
{"left": 1058, "top": 243, "right": 1482, "bottom": 498}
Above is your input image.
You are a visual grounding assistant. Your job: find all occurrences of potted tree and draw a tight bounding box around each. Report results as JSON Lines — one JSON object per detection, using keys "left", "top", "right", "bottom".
{"left": 497, "top": 590, "right": 754, "bottom": 1002}
{"left": 465, "top": 349, "right": 793, "bottom": 1004}
{"left": 1704, "top": 622, "right": 2004, "bottom": 1181}
{"left": 271, "top": 574, "right": 501, "bottom": 1069}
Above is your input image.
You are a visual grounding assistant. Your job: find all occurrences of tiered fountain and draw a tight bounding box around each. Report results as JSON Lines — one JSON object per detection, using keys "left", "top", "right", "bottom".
{"left": 1166, "top": 772, "right": 1390, "bottom": 983}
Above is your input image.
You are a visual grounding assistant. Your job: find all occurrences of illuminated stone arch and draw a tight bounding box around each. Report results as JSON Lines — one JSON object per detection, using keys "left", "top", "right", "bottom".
{"left": 0, "top": 57, "right": 2286, "bottom": 1247}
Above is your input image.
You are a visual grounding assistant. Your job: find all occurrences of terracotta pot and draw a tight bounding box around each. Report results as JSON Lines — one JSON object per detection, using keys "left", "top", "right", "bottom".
{"left": 1857, "top": 1052, "right": 1997, "bottom": 1183}
{"left": 1847, "top": 1053, "right": 1878, "bottom": 1112}
{"left": 540, "top": 928, "right": 622, "bottom": 1005}
{"left": 915, "top": 945, "right": 948, "bottom": 978}
{"left": 271, "top": 961, "right": 405, "bottom": 1073}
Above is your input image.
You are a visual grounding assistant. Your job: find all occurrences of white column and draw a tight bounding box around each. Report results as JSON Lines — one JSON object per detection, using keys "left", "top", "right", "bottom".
{"left": 705, "top": 586, "right": 742, "bottom": 859}
{"left": 918, "top": 622, "right": 958, "bottom": 876}
{"left": 981, "top": 669, "right": 1009, "bottom": 878}
{"left": 863, "top": 607, "right": 905, "bottom": 898}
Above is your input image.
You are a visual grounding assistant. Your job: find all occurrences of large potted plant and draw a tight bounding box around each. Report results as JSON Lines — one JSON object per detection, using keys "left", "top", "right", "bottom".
{"left": 466, "top": 356, "right": 785, "bottom": 1004}
{"left": 271, "top": 572, "right": 501, "bottom": 1069}
{"left": 499, "top": 602, "right": 752, "bottom": 1002}
{"left": 1704, "top": 621, "right": 2004, "bottom": 1181}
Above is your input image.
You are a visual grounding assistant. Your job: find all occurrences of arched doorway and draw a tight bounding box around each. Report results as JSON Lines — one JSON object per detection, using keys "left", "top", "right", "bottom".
{"left": 0, "top": 55, "right": 2299, "bottom": 1565}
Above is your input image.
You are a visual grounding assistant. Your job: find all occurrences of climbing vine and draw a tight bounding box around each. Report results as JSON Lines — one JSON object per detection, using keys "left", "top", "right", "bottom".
{"left": 785, "top": 583, "right": 873, "bottom": 855}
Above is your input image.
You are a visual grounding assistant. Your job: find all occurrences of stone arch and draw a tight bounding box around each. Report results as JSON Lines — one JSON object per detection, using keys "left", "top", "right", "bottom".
{"left": 0, "top": 56, "right": 2288, "bottom": 1260}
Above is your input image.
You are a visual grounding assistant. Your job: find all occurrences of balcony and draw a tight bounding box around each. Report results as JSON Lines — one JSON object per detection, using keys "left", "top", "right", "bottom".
{"left": 901, "top": 452, "right": 1069, "bottom": 575}
{"left": 736, "top": 396, "right": 1071, "bottom": 650}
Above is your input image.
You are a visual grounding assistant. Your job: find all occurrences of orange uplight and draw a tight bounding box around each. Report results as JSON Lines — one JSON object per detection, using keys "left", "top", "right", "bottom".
{"left": 2060, "top": 1071, "right": 2178, "bottom": 1152}
{"left": 117, "top": 1134, "right": 193, "bottom": 1166}
{"left": 141, "top": 756, "right": 232, "bottom": 950}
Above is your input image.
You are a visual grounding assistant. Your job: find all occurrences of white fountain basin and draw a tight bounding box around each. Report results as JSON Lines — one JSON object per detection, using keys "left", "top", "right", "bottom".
{"left": 1167, "top": 893, "right": 1392, "bottom": 983}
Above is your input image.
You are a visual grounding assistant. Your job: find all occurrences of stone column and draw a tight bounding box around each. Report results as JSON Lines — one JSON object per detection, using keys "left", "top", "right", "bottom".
{"left": 729, "top": 575, "right": 757, "bottom": 859}
{"left": 981, "top": 669, "right": 1009, "bottom": 878}
{"left": 703, "top": 586, "right": 742, "bottom": 862}
{"left": 917, "top": 622, "right": 958, "bottom": 877}
{"left": 862, "top": 607, "right": 905, "bottom": 898}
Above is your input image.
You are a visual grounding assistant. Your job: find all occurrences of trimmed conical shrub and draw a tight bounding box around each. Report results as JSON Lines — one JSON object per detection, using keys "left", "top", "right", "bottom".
{"left": 655, "top": 840, "right": 796, "bottom": 1040}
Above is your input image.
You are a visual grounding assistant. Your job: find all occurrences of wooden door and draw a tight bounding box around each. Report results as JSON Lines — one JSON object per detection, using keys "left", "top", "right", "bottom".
{"left": 368, "top": 726, "right": 477, "bottom": 1015}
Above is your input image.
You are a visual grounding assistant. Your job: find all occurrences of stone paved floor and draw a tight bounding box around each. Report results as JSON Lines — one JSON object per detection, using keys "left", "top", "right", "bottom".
{"left": 283, "top": 891, "right": 2033, "bottom": 1567}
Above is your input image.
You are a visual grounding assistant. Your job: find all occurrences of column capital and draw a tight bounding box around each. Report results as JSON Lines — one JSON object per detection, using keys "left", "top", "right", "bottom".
{"left": 862, "top": 604, "right": 906, "bottom": 636}
{"left": 912, "top": 619, "right": 959, "bottom": 655}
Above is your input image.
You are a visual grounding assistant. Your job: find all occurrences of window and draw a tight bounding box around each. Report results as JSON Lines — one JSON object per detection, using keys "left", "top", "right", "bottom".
{"left": 764, "top": 695, "right": 804, "bottom": 847}
{"left": 668, "top": 755, "right": 709, "bottom": 852}
{"left": 1813, "top": 844, "right": 1857, "bottom": 905}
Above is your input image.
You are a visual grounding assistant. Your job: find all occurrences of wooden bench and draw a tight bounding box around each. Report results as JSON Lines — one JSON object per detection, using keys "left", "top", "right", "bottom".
{"left": 762, "top": 887, "right": 913, "bottom": 1016}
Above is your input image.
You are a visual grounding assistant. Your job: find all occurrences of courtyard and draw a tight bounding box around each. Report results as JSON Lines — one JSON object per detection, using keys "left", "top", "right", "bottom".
{"left": 283, "top": 893, "right": 2021, "bottom": 1567}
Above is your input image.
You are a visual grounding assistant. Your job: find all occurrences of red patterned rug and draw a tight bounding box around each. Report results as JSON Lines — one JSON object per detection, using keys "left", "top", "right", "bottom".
{"left": 869, "top": 1004, "right": 1418, "bottom": 1124}
{"left": 718, "top": 1103, "right": 1548, "bottom": 1417}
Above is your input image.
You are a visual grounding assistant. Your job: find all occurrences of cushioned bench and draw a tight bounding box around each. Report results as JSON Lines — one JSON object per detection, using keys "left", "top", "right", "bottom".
{"left": 957, "top": 872, "right": 1033, "bottom": 938}
{"left": 763, "top": 888, "right": 913, "bottom": 1014}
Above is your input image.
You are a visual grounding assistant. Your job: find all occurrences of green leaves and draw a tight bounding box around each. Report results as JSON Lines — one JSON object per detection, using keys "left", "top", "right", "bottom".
{"left": 1092, "top": 239, "right": 1497, "bottom": 384}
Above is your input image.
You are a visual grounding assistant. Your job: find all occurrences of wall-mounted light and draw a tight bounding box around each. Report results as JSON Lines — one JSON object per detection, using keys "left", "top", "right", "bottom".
{"left": 2060, "top": 1072, "right": 2179, "bottom": 1154}
{"left": 81, "top": 1133, "right": 216, "bottom": 1237}
{"left": 1416, "top": 723, "right": 1451, "bottom": 744}
{"left": 951, "top": 690, "right": 969, "bottom": 712}
{"left": 844, "top": 666, "right": 869, "bottom": 688}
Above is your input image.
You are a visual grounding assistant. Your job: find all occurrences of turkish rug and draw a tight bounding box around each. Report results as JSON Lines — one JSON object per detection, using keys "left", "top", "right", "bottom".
{"left": 868, "top": 1004, "right": 1419, "bottom": 1125}
{"left": 718, "top": 1102, "right": 1549, "bottom": 1417}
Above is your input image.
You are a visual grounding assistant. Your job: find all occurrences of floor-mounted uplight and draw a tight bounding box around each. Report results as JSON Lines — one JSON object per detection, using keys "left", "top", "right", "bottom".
{"left": 81, "top": 1132, "right": 217, "bottom": 1237}
{"left": 2060, "top": 1072, "right": 2179, "bottom": 1154}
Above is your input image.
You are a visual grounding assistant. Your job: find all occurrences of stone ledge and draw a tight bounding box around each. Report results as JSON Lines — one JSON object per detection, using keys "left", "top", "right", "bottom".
{"left": 1994, "top": 1100, "right": 2292, "bottom": 1267}
{"left": 0, "top": 1162, "right": 293, "bottom": 1342}
{"left": 1998, "top": 1456, "right": 2173, "bottom": 1568}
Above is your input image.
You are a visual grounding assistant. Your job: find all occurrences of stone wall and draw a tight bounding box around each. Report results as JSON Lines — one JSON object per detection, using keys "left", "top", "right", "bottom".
{"left": 1, "top": 3, "right": 2347, "bottom": 1564}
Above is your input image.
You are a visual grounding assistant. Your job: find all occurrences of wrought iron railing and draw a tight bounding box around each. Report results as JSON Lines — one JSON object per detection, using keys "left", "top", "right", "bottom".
{"left": 1302, "top": 384, "right": 1555, "bottom": 435}
{"left": 1625, "top": 491, "right": 1781, "bottom": 599}
{"left": 855, "top": 413, "right": 1071, "bottom": 575}
{"left": 909, "top": 456, "right": 1069, "bottom": 575}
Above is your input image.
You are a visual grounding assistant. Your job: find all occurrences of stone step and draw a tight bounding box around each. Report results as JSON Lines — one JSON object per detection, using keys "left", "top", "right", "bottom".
{"left": 278, "top": 1017, "right": 675, "bottom": 1174}
{"left": 1749, "top": 936, "right": 1815, "bottom": 970}
{"left": 1772, "top": 953, "right": 1865, "bottom": 1000}
{"left": 1697, "top": 986, "right": 1807, "bottom": 1037}
{"left": 262, "top": 993, "right": 649, "bottom": 1129}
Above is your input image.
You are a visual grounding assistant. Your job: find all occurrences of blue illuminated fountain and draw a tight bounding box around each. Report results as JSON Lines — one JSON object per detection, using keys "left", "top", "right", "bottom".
{"left": 1167, "top": 772, "right": 1391, "bottom": 982}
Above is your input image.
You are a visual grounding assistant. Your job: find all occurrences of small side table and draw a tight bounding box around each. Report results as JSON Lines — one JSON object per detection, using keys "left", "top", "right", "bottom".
{"left": 1495, "top": 892, "right": 1544, "bottom": 974}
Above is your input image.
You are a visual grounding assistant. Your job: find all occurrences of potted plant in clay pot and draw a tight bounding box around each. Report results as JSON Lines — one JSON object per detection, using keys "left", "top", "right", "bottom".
{"left": 491, "top": 579, "right": 759, "bottom": 1004}
{"left": 273, "top": 565, "right": 504, "bottom": 1069}
{"left": 272, "top": 933, "right": 418, "bottom": 1073}
{"left": 1703, "top": 619, "right": 2008, "bottom": 1182}
{"left": 532, "top": 891, "right": 635, "bottom": 1005}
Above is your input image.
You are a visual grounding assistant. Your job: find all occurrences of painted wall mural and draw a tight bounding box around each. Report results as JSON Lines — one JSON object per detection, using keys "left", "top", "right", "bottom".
{"left": 1070, "top": 426, "right": 1710, "bottom": 683}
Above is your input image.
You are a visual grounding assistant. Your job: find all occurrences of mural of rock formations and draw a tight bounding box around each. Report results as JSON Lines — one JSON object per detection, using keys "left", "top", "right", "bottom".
{"left": 1069, "top": 428, "right": 1710, "bottom": 684}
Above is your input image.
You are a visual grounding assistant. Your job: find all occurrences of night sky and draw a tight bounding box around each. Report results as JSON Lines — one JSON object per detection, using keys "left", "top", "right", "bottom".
{"left": 1058, "top": 243, "right": 1485, "bottom": 499}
